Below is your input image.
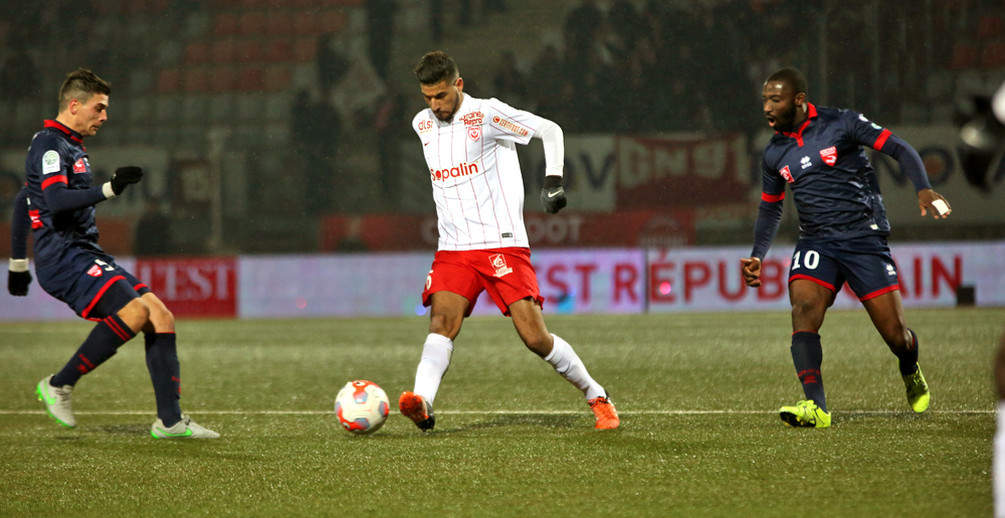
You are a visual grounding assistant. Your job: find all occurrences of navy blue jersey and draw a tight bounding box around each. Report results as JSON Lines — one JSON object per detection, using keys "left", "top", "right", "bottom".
{"left": 751, "top": 104, "right": 931, "bottom": 258}
{"left": 17, "top": 120, "right": 109, "bottom": 267}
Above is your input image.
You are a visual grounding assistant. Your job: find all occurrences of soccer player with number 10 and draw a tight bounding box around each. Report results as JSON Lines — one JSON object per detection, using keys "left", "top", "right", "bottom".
{"left": 740, "top": 68, "right": 951, "bottom": 428}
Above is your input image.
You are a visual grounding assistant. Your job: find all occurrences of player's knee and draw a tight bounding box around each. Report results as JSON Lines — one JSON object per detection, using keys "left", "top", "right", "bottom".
{"left": 884, "top": 328, "right": 914, "bottom": 352}
{"left": 790, "top": 298, "right": 823, "bottom": 320}
{"left": 117, "top": 298, "right": 151, "bottom": 332}
{"left": 522, "top": 331, "right": 553, "bottom": 357}
{"left": 148, "top": 304, "right": 175, "bottom": 332}
{"left": 428, "top": 313, "right": 461, "bottom": 340}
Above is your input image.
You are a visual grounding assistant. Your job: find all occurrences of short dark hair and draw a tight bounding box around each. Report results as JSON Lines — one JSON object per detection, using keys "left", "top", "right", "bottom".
{"left": 765, "top": 67, "right": 807, "bottom": 97}
{"left": 414, "top": 51, "right": 458, "bottom": 85}
{"left": 58, "top": 68, "right": 111, "bottom": 111}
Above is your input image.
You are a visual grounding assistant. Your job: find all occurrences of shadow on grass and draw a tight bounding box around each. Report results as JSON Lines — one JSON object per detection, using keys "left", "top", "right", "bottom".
{"left": 100, "top": 423, "right": 151, "bottom": 436}
{"left": 834, "top": 411, "right": 930, "bottom": 426}
{"left": 434, "top": 413, "right": 585, "bottom": 434}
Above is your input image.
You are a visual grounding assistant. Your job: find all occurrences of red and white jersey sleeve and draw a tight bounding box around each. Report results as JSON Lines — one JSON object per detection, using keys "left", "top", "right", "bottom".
{"left": 412, "top": 94, "right": 544, "bottom": 251}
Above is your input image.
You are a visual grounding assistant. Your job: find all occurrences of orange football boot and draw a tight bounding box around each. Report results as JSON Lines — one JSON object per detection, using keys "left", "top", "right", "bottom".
{"left": 398, "top": 391, "right": 436, "bottom": 431}
{"left": 588, "top": 395, "right": 619, "bottom": 430}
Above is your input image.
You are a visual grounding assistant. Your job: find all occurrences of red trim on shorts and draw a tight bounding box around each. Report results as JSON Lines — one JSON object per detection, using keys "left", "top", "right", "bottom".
{"left": 41, "top": 175, "right": 67, "bottom": 190}
{"left": 761, "top": 192, "right": 785, "bottom": 203}
{"left": 789, "top": 274, "right": 835, "bottom": 292}
{"left": 80, "top": 275, "right": 126, "bottom": 320}
{"left": 859, "top": 284, "right": 899, "bottom": 301}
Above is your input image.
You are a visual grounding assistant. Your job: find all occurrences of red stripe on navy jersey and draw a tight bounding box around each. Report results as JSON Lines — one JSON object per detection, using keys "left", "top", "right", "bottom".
{"left": 44, "top": 120, "right": 84, "bottom": 145}
{"left": 41, "top": 175, "right": 68, "bottom": 190}
{"left": 873, "top": 128, "right": 891, "bottom": 150}
{"left": 80, "top": 275, "right": 126, "bottom": 319}
{"left": 761, "top": 192, "right": 785, "bottom": 202}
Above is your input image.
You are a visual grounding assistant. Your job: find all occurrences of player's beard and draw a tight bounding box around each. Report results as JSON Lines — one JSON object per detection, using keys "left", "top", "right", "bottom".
{"left": 434, "top": 96, "right": 460, "bottom": 123}
{"left": 772, "top": 104, "right": 798, "bottom": 132}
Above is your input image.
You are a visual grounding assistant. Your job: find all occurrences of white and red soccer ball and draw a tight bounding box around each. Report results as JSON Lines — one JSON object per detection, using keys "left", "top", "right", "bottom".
{"left": 334, "top": 380, "right": 389, "bottom": 435}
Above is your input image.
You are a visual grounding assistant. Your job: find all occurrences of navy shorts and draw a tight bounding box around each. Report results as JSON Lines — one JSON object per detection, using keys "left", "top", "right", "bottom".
{"left": 35, "top": 247, "right": 151, "bottom": 320}
{"left": 788, "top": 236, "right": 900, "bottom": 301}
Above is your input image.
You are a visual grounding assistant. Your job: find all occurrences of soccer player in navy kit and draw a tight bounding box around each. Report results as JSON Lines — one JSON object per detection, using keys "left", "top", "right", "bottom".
{"left": 6, "top": 68, "right": 218, "bottom": 438}
{"left": 740, "top": 68, "right": 951, "bottom": 428}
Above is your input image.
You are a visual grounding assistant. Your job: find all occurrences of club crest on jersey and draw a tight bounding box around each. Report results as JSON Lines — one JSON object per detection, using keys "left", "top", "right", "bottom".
{"left": 28, "top": 209, "right": 43, "bottom": 229}
{"left": 490, "top": 254, "right": 513, "bottom": 278}
{"left": 779, "top": 165, "right": 794, "bottom": 183}
{"left": 819, "top": 146, "right": 837, "bottom": 166}
{"left": 73, "top": 158, "right": 88, "bottom": 173}
{"left": 468, "top": 126, "right": 481, "bottom": 142}
{"left": 86, "top": 264, "right": 103, "bottom": 278}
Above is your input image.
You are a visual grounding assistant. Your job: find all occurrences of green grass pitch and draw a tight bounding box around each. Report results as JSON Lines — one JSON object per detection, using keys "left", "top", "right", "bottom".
{"left": 1, "top": 308, "right": 1002, "bottom": 516}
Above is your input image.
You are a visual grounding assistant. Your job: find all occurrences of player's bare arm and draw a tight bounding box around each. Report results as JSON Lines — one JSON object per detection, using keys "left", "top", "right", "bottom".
{"left": 917, "top": 188, "right": 951, "bottom": 219}
{"left": 740, "top": 257, "right": 762, "bottom": 287}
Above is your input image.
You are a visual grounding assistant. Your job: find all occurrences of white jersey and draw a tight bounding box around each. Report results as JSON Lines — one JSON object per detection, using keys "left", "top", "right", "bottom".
{"left": 413, "top": 94, "right": 545, "bottom": 251}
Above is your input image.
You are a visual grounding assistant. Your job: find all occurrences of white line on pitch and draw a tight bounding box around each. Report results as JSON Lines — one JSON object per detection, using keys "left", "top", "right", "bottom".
{"left": 0, "top": 409, "right": 994, "bottom": 416}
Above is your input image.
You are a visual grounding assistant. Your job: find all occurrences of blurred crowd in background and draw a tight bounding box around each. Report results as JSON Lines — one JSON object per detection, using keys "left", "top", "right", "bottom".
{"left": 0, "top": 0, "right": 1002, "bottom": 255}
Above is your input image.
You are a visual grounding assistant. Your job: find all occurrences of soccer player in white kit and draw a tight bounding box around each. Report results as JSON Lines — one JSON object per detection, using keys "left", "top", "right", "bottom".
{"left": 397, "top": 51, "right": 619, "bottom": 431}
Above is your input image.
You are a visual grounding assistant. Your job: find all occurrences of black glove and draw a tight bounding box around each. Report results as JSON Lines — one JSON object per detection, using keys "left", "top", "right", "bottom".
{"left": 540, "top": 175, "right": 567, "bottom": 214}
{"left": 110, "top": 166, "right": 143, "bottom": 195}
{"left": 8, "top": 269, "right": 31, "bottom": 296}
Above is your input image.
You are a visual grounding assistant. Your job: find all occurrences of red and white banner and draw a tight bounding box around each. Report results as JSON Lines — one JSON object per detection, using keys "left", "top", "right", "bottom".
{"left": 134, "top": 257, "right": 237, "bottom": 318}
{"left": 521, "top": 133, "right": 750, "bottom": 213}
{"left": 1, "top": 243, "right": 1001, "bottom": 321}
{"left": 645, "top": 242, "right": 1005, "bottom": 312}
{"left": 615, "top": 134, "right": 749, "bottom": 209}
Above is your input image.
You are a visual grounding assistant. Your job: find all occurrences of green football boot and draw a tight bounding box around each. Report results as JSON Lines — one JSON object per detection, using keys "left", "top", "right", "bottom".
{"left": 902, "top": 364, "right": 930, "bottom": 414}
{"left": 779, "top": 399, "right": 831, "bottom": 428}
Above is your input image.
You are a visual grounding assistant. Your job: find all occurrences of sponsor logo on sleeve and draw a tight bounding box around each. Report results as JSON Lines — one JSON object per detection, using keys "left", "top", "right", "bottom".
{"left": 42, "top": 150, "right": 60, "bottom": 175}
{"left": 491, "top": 115, "right": 529, "bottom": 137}
{"left": 820, "top": 146, "right": 837, "bottom": 166}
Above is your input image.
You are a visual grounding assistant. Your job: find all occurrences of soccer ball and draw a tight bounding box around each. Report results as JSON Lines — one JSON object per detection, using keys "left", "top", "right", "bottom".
{"left": 334, "top": 380, "right": 390, "bottom": 434}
